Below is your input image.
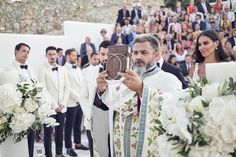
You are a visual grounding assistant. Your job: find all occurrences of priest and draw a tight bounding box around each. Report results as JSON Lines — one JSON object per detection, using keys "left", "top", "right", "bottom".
{"left": 97, "top": 34, "right": 182, "bottom": 157}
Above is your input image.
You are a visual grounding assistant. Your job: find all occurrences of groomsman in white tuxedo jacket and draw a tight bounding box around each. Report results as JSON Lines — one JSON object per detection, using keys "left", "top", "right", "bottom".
{"left": 79, "top": 41, "right": 112, "bottom": 157}
{"left": 38, "top": 46, "right": 70, "bottom": 157}
{"left": 0, "top": 43, "right": 36, "bottom": 157}
{"left": 63, "top": 48, "right": 90, "bottom": 157}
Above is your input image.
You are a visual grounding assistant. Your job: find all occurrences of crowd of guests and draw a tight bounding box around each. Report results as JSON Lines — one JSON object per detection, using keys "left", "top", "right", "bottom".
{"left": 80, "top": 0, "right": 236, "bottom": 86}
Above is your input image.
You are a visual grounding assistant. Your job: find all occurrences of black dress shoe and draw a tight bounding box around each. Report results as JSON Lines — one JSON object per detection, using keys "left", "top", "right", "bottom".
{"left": 66, "top": 148, "right": 78, "bottom": 157}
{"left": 75, "top": 144, "right": 89, "bottom": 150}
{"left": 55, "top": 155, "right": 65, "bottom": 157}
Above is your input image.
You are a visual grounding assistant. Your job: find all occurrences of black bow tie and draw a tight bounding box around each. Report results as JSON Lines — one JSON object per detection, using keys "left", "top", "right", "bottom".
{"left": 20, "top": 65, "right": 28, "bottom": 69}
{"left": 157, "top": 62, "right": 160, "bottom": 67}
{"left": 72, "top": 65, "right": 77, "bottom": 69}
{"left": 52, "top": 67, "right": 58, "bottom": 71}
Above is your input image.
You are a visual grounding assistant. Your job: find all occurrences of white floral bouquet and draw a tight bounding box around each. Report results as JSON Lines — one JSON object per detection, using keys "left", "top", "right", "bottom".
{"left": 0, "top": 77, "right": 58, "bottom": 143}
{"left": 157, "top": 77, "right": 236, "bottom": 157}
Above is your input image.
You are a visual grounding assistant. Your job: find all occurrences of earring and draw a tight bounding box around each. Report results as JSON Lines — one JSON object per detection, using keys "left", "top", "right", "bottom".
{"left": 215, "top": 47, "right": 218, "bottom": 50}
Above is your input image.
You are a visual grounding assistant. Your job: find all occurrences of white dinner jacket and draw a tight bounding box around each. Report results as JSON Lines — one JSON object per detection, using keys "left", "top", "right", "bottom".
{"left": 79, "top": 64, "right": 101, "bottom": 129}
{"left": 38, "top": 63, "right": 70, "bottom": 113}
{"left": 0, "top": 60, "right": 37, "bottom": 84}
{"left": 64, "top": 62, "right": 83, "bottom": 108}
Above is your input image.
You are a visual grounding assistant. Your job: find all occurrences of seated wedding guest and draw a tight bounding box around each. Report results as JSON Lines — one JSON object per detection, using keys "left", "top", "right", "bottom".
{"left": 2, "top": 43, "right": 36, "bottom": 157}
{"left": 228, "top": 29, "right": 236, "bottom": 48}
{"left": 223, "top": 6, "right": 235, "bottom": 28}
{"left": 157, "top": 23, "right": 166, "bottom": 40}
{"left": 168, "top": 15, "right": 182, "bottom": 35}
{"left": 187, "top": 0, "right": 195, "bottom": 14}
{"left": 189, "top": 30, "right": 230, "bottom": 81}
{"left": 39, "top": 46, "right": 70, "bottom": 157}
{"left": 214, "top": 0, "right": 223, "bottom": 14}
{"left": 80, "top": 36, "right": 96, "bottom": 68}
{"left": 180, "top": 54, "right": 193, "bottom": 82}
{"left": 168, "top": 54, "right": 180, "bottom": 68}
{"left": 64, "top": 48, "right": 89, "bottom": 157}
{"left": 182, "top": 32, "right": 193, "bottom": 51}
{"left": 192, "top": 23, "right": 202, "bottom": 41}
{"left": 159, "top": 5, "right": 166, "bottom": 16}
{"left": 116, "top": 5, "right": 130, "bottom": 26}
{"left": 111, "top": 25, "right": 126, "bottom": 45}
{"left": 192, "top": 14, "right": 206, "bottom": 31}
{"left": 197, "top": 0, "right": 211, "bottom": 18}
{"left": 56, "top": 48, "right": 66, "bottom": 66}
{"left": 128, "top": 25, "right": 139, "bottom": 48}
{"left": 121, "top": 17, "right": 132, "bottom": 35}
{"left": 131, "top": 5, "right": 142, "bottom": 24}
{"left": 173, "top": 42, "right": 188, "bottom": 63}
{"left": 189, "top": 6, "right": 204, "bottom": 22}
{"left": 143, "top": 5, "right": 155, "bottom": 23}
{"left": 96, "top": 28, "right": 109, "bottom": 50}
{"left": 163, "top": 33, "right": 175, "bottom": 52}
{"left": 224, "top": 40, "right": 236, "bottom": 60}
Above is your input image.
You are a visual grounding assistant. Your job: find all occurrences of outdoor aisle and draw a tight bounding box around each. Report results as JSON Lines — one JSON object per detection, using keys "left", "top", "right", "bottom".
{"left": 35, "top": 132, "right": 90, "bottom": 157}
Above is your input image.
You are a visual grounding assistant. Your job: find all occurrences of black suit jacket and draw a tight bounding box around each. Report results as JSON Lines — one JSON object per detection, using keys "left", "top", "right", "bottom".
{"left": 161, "top": 61, "right": 188, "bottom": 89}
{"left": 197, "top": 2, "right": 211, "bottom": 15}
{"left": 180, "top": 62, "right": 189, "bottom": 77}
{"left": 117, "top": 9, "right": 130, "bottom": 25}
{"left": 163, "top": 39, "right": 176, "bottom": 51}
{"left": 192, "top": 21, "right": 206, "bottom": 31}
{"left": 56, "top": 56, "right": 66, "bottom": 66}
{"left": 228, "top": 37, "right": 236, "bottom": 47}
{"left": 131, "top": 9, "right": 142, "bottom": 20}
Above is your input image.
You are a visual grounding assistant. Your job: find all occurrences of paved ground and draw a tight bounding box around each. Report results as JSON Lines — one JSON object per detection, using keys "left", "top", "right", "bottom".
{"left": 35, "top": 133, "right": 90, "bottom": 157}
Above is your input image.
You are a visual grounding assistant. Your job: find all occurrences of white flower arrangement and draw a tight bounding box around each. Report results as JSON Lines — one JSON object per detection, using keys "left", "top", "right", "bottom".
{"left": 157, "top": 77, "right": 236, "bottom": 157}
{"left": 0, "top": 77, "right": 58, "bottom": 143}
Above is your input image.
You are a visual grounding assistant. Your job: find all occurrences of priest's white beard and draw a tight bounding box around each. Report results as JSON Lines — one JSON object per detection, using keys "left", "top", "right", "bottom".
{"left": 133, "top": 61, "right": 157, "bottom": 77}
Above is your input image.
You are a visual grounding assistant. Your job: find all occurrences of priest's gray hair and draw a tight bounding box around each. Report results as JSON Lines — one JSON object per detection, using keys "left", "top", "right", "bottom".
{"left": 133, "top": 34, "right": 159, "bottom": 51}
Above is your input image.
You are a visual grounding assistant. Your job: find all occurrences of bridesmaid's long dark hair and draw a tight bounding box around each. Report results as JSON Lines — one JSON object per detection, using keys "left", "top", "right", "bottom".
{"left": 193, "top": 30, "right": 229, "bottom": 63}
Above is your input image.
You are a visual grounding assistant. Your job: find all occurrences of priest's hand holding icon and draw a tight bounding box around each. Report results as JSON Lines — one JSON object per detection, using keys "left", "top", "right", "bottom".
{"left": 119, "top": 69, "right": 143, "bottom": 96}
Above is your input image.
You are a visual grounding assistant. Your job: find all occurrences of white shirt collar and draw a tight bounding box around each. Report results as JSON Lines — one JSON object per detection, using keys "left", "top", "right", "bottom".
{"left": 64, "top": 62, "right": 77, "bottom": 69}
{"left": 157, "top": 57, "right": 164, "bottom": 68}
{"left": 47, "top": 62, "right": 58, "bottom": 69}
{"left": 15, "top": 60, "right": 27, "bottom": 67}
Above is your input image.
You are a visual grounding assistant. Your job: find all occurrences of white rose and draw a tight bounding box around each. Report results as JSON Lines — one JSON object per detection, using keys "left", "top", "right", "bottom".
{"left": 189, "top": 145, "right": 223, "bottom": 157}
{"left": 221, "top": 124, "right": 234, "bottom": 143}
{"left": 42, "top": 117, "right": 58, "bottom": 127}
{"left": 38, "top": 103, "right": 56, "bottom": 118}
{"left": 200, "top": 119, "right": 219, "bottom": 138}
{"left": 0, "top": 84, "right": 20, "bottom": 113}
{"left": 160, "top": 94, "right": 192, "bottom": 143}
{"left": 188, "top": 96, "right": 206, "bottom": 113}
{"left": 202, "top": 82, "right": 219, "bottom": 101}
{"left": 0, "top": 116, "right": 7, "bottom": 129}
{"left": 209, "top": 96, "right": 236, "bottom": 125}
{"left": 24, "top": 98, "right": 38, "bottom": 112}
{"left": 14, "top": 106, "right": 25, "bottom": 114}
{"left": 9, "top": 113, "right": 35, "bottom": 134}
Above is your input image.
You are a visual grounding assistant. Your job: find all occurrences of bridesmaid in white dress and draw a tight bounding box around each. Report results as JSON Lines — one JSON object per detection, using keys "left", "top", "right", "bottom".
{"left": 189, "top": 30, "right": 230, "bottom": 81}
